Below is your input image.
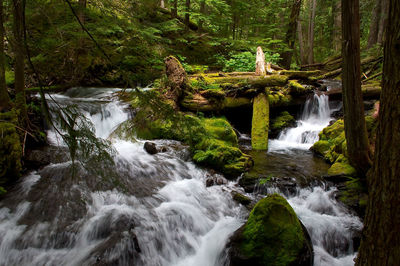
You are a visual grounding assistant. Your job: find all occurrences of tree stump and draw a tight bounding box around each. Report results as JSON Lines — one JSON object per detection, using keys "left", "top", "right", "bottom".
{"left": 255, "top": 46, "right": 266, "bottom": 76}
{"left": 164, "top": 56, "right": 187, "bottom": 102}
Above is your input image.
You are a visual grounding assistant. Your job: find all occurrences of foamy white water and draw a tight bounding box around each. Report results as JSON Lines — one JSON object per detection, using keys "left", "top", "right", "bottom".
{"left": 269, "top": 94, "right": 341, "bottom": 151}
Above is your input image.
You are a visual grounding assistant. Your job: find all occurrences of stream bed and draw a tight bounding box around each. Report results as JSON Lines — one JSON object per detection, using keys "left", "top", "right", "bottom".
{"left": 0, "top": 87, "right": 362, "bottom": 266}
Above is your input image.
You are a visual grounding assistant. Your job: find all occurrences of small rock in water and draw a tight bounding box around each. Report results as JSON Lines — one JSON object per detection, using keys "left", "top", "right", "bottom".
{"left": 144, "top": 142, "right": 158, "bottom": 155}
{"left": 206, "top": 178, "right": 215, "bottom": 187}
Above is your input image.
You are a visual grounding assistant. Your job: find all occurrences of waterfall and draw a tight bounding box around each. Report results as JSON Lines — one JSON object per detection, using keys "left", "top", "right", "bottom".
{"left": 0, "top": 88, "right": 246, "bottom": 266}
{"left": 269, "top": 93, "right": 341, "bottom": 151}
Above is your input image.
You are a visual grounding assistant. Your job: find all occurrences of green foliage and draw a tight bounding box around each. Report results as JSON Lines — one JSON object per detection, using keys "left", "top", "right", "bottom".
{"left": 241, "top": 194, "right": 305, "bottom": 265}
{"left": 223, "top": 52, "right": 255, "bottom": 72}
{"left": 271, "top": 111, "right": 295, "bottom": 132}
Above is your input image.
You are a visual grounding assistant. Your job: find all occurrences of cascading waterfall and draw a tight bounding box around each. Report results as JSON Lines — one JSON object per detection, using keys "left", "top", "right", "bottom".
{"left": 0, "top": 88, "right": 360, "bottom": 266}
{"left": 269, "top": 93, "right": 341, "bottom": 151}
{"left": 0, "top": 88, "right": 245, "bottom": 266}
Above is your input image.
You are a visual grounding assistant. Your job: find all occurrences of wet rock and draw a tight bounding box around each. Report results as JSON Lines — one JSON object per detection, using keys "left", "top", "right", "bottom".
{"left": 25, "top": 145, "right": 70, "bottom": 169}
{"left": 226, "top": 194, "right": 313, "bottom": 266}
{"left": 206, "top": 178, "right": 214, "bottom": 187}
{"left": 231, "top": 192, "right": 252, "bottom": 206}
{"left": 206, "top": 175, "right": 228, "bottom": 187}
{"left": 144, "top": 142, "right": 158, "bottom": 155}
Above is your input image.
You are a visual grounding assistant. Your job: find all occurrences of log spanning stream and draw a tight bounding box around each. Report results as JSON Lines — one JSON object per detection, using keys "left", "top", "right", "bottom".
{"left": 0, "top": 87, "right": 362, "bottom": 266}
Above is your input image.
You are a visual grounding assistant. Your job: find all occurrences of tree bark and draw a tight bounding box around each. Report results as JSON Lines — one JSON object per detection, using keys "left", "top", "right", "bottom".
{"left": 307, "top": 0, "right": 316, "bottom": 64}
{"left": 255, "top": 47, "right": 266, "bottom": 76}
{"left": 297, "top": 20, "right": 306, "bottom": 65}
{"left": 160, "top": 0, "right": 165, "bottom": 9}
{"left": 199, "top": 0, "right": 205, "bottom": 31}
{"left": 367, "top": 0, "right": 381, "bottom": 48}
{"left": 171, "top": 0, "right": 177, "bottom": 17}
{"left": 184, "top": 0, "right": 190, "bottom": 28}
{"left": 78, "top": 0, "right": 86, "bottom": 24}
{"left": 341, "top": 0, "right": 372, "bottom": 175}
{"left": 377, "top": 0, "right": 389, "bottom": 45}
{"left": 12, "top": 0, "right": 27, "bottom": 125}
{"left": 0, "top": 0, "right": 10, "bottom": 111}
{"left": 332, "top": 0, "right": 341, "bottom": 52}
{"left": 280, "top": 0, "right": 302, "bottom": 69}
{"left": 356, "top": 0, "right": 400, "bottom": 264}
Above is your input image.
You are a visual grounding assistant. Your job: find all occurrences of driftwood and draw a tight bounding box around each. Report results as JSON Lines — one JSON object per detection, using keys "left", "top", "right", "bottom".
{"left": 362, "top": 72, "right": 382, "bottom": 83}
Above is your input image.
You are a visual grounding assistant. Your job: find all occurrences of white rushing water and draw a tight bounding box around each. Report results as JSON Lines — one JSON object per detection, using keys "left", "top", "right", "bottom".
{"left": 269, "top": 93, "right": 341, "bottom": 151}
{"left": 0, "top": 87, "right": 360, "bottom": 266}
{"left": 0, "top": 88, "right": 246, "bottom": 266}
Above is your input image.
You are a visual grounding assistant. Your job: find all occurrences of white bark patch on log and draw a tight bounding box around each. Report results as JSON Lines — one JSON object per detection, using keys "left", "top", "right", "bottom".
{"left": 161, "top": 0, "right": 165, "bottom": 8}
{"left": 255, "top": 46, "right": 266, "bottom": 76}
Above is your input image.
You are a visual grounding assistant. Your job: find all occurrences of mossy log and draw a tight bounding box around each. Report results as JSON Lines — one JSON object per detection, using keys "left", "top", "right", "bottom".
{"left": 280, "top": 70, "right": 321, "bottom": 79}
{"left": 326, "top": 82, "right": 381, "bottom": 101}
{"left": 251, "top": 93, "right": 269, "bottom": 150}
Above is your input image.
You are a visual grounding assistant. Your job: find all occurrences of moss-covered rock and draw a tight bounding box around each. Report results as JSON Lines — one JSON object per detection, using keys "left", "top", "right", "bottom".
{"left": 251, "top": 93, "right": 269, "bottom": 150}
{"left": 0, "top": 111, "right": 22, "bottom": 191}
{"left": 131, "top": 101, "right": 252, "bottom": 177}
{"left": 270, "top": 111, "right": 295, "bottom": 137}
{"left": 287, "top": 80, "right": 312, "bottom": 95}
{"left": 227, "top": 194, "right": 313, "bottom": 266}
{"left": 232, "top": 192, "right": 252, "bottom": 206}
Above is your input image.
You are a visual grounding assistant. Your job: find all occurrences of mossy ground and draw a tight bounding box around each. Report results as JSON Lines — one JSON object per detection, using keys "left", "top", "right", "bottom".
{"left": 241, "top": 194, "right": 305, "bottom": 266}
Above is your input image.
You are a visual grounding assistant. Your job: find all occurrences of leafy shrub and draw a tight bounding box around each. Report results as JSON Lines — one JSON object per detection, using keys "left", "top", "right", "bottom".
{"left": 223, "top": 51, "right": 281, "bottom": 72}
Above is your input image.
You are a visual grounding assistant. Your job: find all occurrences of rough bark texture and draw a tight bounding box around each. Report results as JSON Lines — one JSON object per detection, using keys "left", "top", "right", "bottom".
{"left": 367, "top": 0, "right": 381, "bottom": 48}
{"left": 78, "top": 0, "right": 86, "bottom": 24}
{"left": 341, "top": 0, "right": 372, "bottom": 175}
{"left": 251, "top": 93, "right": 269, "bottom": 150}
{"left": 185, "top": 0, "right": 190, "bottom": 28}
{"left": 356, "top": 0, "right": 400, "bottom": 264}
{"left": 297, "top": 20, "right": 306, "bottom": 65}
{"left": 12, "top": 0, "right": 27, "bottom": 125}
{"left": 377, "top": 0, "right": 389, "bottom": 45}
{"left": 307, "top": 0, "right": 317, "bottom": 64}
{"left": 0, "top": 0, "right": 10, "bottom": 111}
{"left": 164, "top": 56, "right": 187, "bottom": 102}
{"left": 332, "top": 0, "right": 341, "bottom": 52}
{"left": 171, "top": 0, "right": 177, "bottom": 17}
{"left": 255, "top": 47, "right": 266, "bottom": 76}
{"left": 281, "top": 0, "right": 302, "bottom": 69}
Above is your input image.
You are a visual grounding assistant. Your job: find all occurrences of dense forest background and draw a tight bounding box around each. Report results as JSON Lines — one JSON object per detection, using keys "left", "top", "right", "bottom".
{"left": 1, "top": 0, "right": 385, "bottom": 88}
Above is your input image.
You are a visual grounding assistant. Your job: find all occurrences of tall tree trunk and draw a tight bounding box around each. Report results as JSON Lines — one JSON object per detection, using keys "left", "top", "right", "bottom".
{"left": 171, "top": 0, "right": 177, "bottom": 17}
{"left": 356, "top": 0, "right": 400, "bottom": 264}
{"left": 297, "top": 20, "right": 306, "bottom": 65}
{"left": 0, "top": 0, "right": 10, "bottom": 111}
{"left": 78, "top": 0, "right": 86, "bottom": 25}
{"left": 377, "top": 0, "right": 389, "bottom": 45}
{"left": 280, "top": 0, "right": 302, "bottom": 69}
{"left": 341, "top": 0, "right": 372, "bottom": 175}
{"left": 184, "top": 0, "right": 190, "bottom": 28}
{"left": 12, "top": 0, "right": 27, "bottom": 125}
{"left": 307, "top": 0, "right": 316, "bottom": 64}
{"left": 332, "top": 0, "right": 341, "bottom": 52}
{"left": 199, "top": 0, "right": 205, "bottom": 31}
{"left": 367, "top": 0, "right": 381, "bottom": 48}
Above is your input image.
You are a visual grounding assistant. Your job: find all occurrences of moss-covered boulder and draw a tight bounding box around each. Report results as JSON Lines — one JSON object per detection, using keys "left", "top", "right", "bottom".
{"left": 251, "top": 93, "right": 269, "bottom": 150}
{"left": 270, "top": 111, "right": 295, "bottom": 137}
{"left": 0, "top": 111, "right": 22, "bottom": 194}
{"left": 227, "top": 194, "right": 313, "bottom": 266}
{"left": 131, "top": 100, "right": 252, "bottom": 177}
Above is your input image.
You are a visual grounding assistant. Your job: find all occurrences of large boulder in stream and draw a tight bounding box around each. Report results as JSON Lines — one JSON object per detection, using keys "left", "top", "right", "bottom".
{"left": 226, "top": 194, "right": 313, "bottom": 266}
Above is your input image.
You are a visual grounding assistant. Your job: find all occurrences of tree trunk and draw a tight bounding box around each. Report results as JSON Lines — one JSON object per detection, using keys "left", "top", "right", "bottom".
{"left": 184, "top": 0, "right": 190, "bottom": 28}
{"left": 160, "top": 0, "right": 165, "bottom": 9}
{"left": 297, "top": 20, "right": 306, "bottom": 65}
{"left": 307, "top": 0, "right": 316, "bottom": 64}
{"left": 367, "top": 0, "right": 381, "bottom": 49}
{"left": 341, "top": 0, "right": 372, "bottom": 175}
{"left": 356, "top": 0, "right": 400, "bottom": 264}
{"left": 12, "top": 0, "right": 27, "bottom": 125}
{"left": 78, "top": 0, "right": 86, "bottom": 24}
{"left": 171, "top": 0, "right": 177, "bottom": 17}
{"left": 332, "top": 0, "right": 341, "bottom": 52}
{"left": 199, "top": 0, "right": 205, "bottom": 31}
{"left": 0, "top": 0, "right": 10, "bottom": 111}
{"left": 377, "top": 0, "right": 389, "bottom": 45}
{"left": 280, "top": 0, "right": 302, "bottom": 69}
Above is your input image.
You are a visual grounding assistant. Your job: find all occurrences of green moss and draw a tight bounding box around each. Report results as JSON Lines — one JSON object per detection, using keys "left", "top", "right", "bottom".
{"left": 267, "top": 91, "right": 292, "bottom": 107}
{"left": 251, "top": 93, "right": 269, "bottom": 150}
{"left": 271, "top": 111, "right": 295, "bottom": 132}
{"left": 280, "top": 70, "right": 321, "bottom": 79}
{"left": 5, "top": 70, "right": 14, "bottom": 86}
{"left": 328, "top": 161, "right": 357, "bottom": 177}
{"left": 223, "top": 97, "right": 252, "bottom": 108}
{"left": 232, "top": 192, "right": 252, "bottom": 206}
{"left": 241, "top": 194, "right": 305, "bottom": 266}
{"left": 132, "top": 101, "right": 251, "bottom": 177}
{"left": 0, "top": 111, "right": 22, "bottom": 184}
{"left": 287, "top": 80, "right": 311, "bottom": 95}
